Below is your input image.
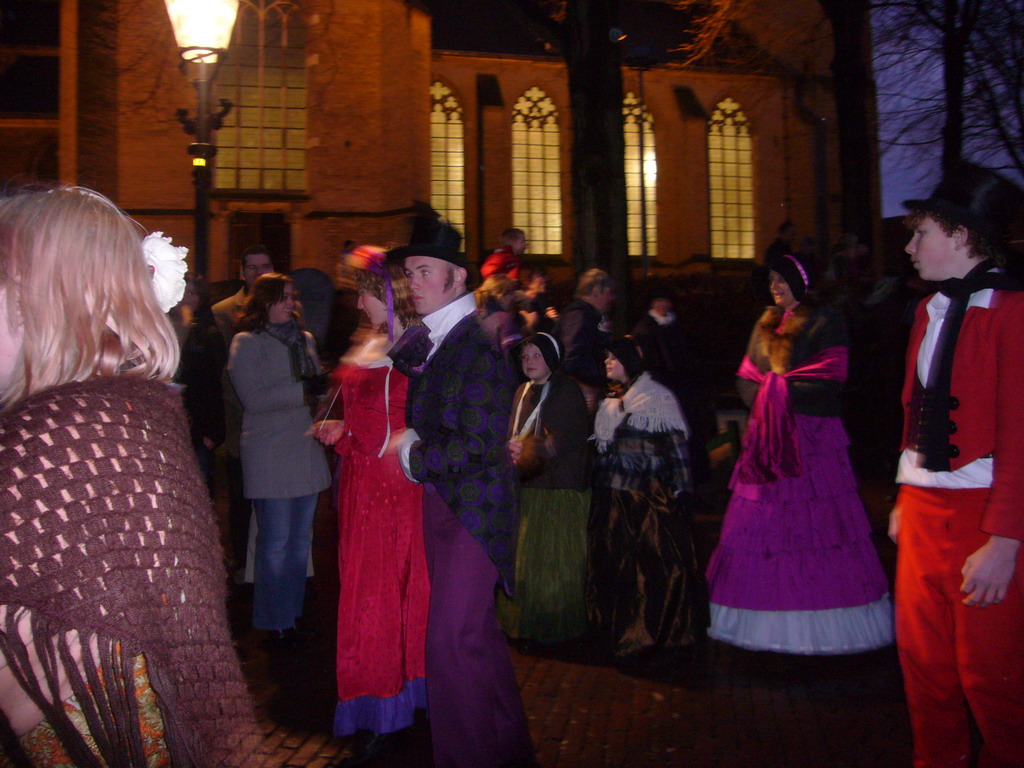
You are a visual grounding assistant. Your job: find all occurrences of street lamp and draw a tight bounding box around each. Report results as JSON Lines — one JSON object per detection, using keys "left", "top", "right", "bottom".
{"left": 164, "top": 0, "right": 240, "bottom": 277}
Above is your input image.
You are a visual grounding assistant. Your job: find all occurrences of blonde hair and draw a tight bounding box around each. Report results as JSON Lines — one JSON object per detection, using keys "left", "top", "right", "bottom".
{"left": 575, "top": 268, "right": 613, "bottom": 298}
{"left": 475, "top": 274, "right": 516, "bottom": 309}
{"left": 0, "top": 187, "right": 179, "bottom": 408}
{"left": 354, "top": 259, "right": 421, "bottom": 331}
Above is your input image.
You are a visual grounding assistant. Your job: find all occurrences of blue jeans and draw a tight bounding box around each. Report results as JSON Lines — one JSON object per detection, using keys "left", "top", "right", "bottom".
{"left": 252, "top": 493, "right": 318, "bottom": 631}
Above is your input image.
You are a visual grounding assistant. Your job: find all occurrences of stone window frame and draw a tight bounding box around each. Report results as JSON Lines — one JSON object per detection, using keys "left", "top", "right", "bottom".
{"left": 623, "top": 92, "right": 658, "bottom": 259}
{"left": 215, "top": 0, "right": 307, "bottom": 192}
{"left": 429, "top": 80, "right": 466, "bottom": 236}
{"left": 511, "top": 86, "right": 562, "bottom": 257}
{"left": 707, "top": 97, "right": 755, "bottom": 260}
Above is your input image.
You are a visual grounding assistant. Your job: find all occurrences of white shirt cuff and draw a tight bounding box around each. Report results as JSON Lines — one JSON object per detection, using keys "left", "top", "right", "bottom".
{"left": 398, "top": 428, "right": 420, "bottom": 483}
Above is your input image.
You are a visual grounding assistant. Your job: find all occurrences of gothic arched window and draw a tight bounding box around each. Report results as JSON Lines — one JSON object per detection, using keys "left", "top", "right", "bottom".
{"left": 707, "top": 97, "right": 754, "bottom": 259}
{"left": 430, "top": 81, "right": 465, "bottom": 235}
{"left": 511, "top": 87, "right": 562, "bottom": 256}
{"left": 623, "top": 92, "right": 657, "bottom": 259}
{"left": 215, "top": 0, "right": 306, "bottom": 192}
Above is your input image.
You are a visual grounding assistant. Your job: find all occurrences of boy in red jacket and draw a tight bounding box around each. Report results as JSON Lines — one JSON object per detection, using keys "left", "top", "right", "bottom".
{"left": 891, "top": 161, "right": 1024, "bottom": 768}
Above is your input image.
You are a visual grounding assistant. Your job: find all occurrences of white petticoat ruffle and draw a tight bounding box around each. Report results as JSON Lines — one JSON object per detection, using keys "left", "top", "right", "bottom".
{"left": 708, "top": 595, "right": 895, "bottom": 655}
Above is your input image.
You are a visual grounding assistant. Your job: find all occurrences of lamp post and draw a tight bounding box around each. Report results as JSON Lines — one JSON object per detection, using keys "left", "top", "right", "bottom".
{"left": 164, "top": 0, "right": 240, "bottom": 277}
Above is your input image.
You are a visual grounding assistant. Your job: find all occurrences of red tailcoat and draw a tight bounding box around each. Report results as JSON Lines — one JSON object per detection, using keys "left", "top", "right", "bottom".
{"left": 900, "top": 290, "right": 1024, "bottom": 541}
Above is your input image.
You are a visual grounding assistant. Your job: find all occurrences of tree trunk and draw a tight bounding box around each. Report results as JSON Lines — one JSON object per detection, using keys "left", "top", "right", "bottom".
{"left": 939, "top": 0, "right": 982, "bottom": 171}
{"left": 563, "top": 0, "right": 631, "bottom": 330}
{"left": 818, "top": 0, "right": 879, "bottom": 248}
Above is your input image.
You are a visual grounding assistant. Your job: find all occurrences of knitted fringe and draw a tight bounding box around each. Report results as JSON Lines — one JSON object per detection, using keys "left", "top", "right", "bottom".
{"left": 0, "top": 606, "right": 199, "bottom": 768}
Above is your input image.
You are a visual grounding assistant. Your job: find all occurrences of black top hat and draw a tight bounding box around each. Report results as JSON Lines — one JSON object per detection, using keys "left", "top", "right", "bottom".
{"left": 903, "top": 161, "right": 1024, "bottom": 251}
{"left": 388, "top": 215, "right": 466, "bottom": 268}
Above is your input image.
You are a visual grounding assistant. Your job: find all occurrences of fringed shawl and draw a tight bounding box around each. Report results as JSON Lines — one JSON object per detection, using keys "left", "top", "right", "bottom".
{"left": 0, "top": 378, "right": 261, "bottom": 767}
{"left": 594, "top": 372, "right": 690, "bottom": 452}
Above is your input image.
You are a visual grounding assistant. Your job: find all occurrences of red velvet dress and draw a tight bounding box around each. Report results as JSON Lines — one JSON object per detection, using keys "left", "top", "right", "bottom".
{"left": 332, "top": 359, "right": 429, "bottom": 736}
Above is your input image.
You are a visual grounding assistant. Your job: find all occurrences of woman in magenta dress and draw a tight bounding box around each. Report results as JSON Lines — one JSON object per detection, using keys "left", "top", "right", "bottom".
{"left": 706, "top": 252, "right": 892, "bottom": 655}
{"left": 315, "top": 246, "right": 428, "bottom": 765}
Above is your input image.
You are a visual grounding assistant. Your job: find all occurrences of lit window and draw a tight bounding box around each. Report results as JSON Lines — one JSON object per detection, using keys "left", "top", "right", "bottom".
{"left": 707, "top": 97, "right": 754, "bottom": 259}
{"left": 430, "top": 81, "right": 465, "bottom": 235}
{"left": 623, "top": 92, "right": 657, "bottom": 259}
{"left": 512, "top": 87, "right": 562, "bottom": 256}
{"left": 215, "top": 0, "right": 306, "bottom": 192}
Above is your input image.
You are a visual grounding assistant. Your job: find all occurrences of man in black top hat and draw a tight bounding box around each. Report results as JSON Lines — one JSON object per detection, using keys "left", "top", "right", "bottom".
{"left": 889, "top": 161, "right": 1024, "bottom": 768}
{"left": 390, "top": 217, "right": 536, "bottom": 768}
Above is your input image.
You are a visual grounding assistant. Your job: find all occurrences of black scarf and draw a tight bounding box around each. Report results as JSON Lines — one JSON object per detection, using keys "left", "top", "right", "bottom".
{"left": 909, "top": 259, "right": 1021, "bottom": 470}
{"left": 263, "top": 320, "right": 319, "bottom": 382}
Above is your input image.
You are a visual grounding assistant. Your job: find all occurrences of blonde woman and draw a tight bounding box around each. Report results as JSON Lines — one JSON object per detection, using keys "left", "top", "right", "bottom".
{"left": 314, "top": 246, "right": 429, "bottom": 765}
{"left": 475, "top": 274, "right": 522, "bottom": 353}
{"left": 0, "top": 187, "right": 259, "bottom": 766}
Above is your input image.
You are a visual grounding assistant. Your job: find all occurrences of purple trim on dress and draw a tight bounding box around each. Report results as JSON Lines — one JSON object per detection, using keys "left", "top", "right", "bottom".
{"left": 332, "top": 677, "right": 427, "bottom": 737}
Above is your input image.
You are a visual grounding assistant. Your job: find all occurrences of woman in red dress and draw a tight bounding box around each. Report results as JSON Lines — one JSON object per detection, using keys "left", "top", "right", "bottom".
{"left": 315, "top": 246, "right": 428, "bottom": 766}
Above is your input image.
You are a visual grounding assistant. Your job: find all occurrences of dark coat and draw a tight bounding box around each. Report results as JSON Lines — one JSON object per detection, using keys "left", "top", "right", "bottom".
{"left": 406, "top": 313, "right": 520, "bottom": 590}
{"left": 509, "top": 372, "right": 590, "bottom": 491}
{"left": 556, "top": 299, "right": 608, "bottom": 389}
{"left": 176, "top": 319, "right": 227, "bottom": 450}
{"left": 632, "top": 313, "right": 712, "bottom": 486}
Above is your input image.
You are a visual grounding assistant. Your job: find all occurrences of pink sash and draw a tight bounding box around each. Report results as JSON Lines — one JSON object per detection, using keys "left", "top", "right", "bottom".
{"left": 735, "top": 346, "right": 848, "bottom": 484}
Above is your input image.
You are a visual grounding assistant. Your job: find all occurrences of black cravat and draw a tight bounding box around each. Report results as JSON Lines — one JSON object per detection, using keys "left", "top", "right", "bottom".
{"left": 388, "top": 325, "right": 433, "bottom": 378}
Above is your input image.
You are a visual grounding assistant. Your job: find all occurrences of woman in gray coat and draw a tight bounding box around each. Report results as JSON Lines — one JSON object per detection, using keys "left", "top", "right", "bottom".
{"left": 229, "top": 273, "right": 331, "bottom": 641}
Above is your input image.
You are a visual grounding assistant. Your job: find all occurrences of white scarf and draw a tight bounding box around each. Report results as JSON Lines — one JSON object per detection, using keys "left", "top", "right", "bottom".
{"left": 648, "top": 309, "right": 676, "bottom": 326}
{"left": 422, "top": 292, "right": 477, "bottom": 360}
{"left": 511, "top": 380, "right": 551, "bottom": 439}
{"left": 593, "top": 372, "right": 690, "bottom": 452}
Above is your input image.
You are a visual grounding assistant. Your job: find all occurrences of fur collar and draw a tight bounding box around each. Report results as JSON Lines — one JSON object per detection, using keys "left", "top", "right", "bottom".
{"left": 756, "top": 304, "right": 813, "bottom": 373}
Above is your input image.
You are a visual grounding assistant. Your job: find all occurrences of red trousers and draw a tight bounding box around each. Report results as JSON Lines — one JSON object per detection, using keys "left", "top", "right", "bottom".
{"left": 895, "top": 485, "right": 1024, "bottom": 768}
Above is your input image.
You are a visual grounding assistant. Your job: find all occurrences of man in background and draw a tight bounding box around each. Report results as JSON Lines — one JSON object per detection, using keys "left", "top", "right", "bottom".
{"left": 212, "top": 244, "right": 274, "bottom": 578}
{"left": 481, "top": 227, "right": 527, "bottom": 282}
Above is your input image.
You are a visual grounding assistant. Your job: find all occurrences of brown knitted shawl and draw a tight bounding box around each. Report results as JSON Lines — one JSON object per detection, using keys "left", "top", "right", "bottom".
{"left": 0, "top": 377, "right": 261, "bottom": 767}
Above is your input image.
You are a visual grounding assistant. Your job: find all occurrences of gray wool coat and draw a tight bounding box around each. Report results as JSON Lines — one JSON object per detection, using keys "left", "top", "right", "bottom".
{"left": 228, "top": 330, "right": 331, "bottom": 500}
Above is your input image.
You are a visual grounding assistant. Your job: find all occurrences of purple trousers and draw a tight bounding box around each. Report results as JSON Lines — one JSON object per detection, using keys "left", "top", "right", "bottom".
{"left": 422, "top": 485, "right": 534, "bottom": 768}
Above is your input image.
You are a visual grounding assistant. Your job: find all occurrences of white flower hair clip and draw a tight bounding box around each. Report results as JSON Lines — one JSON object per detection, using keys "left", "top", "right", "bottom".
{"left": 143, "top": 232, "right": 188, "bottom": 313}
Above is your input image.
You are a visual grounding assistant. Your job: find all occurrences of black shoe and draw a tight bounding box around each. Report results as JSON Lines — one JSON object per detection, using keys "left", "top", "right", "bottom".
{"left": 336, "top": 729, "right": 401, "bottom": 767}
{"left": 291, "top": 619, "right": 316, "bottom": 639}
{"left": 499, "top": 758, "right": 540, "bottom": 768}
{"left": 264, "top": 628, "right": 299, "bottom": 652}
{"left": 508, "top": 637, "right": 540, "bottom": 656}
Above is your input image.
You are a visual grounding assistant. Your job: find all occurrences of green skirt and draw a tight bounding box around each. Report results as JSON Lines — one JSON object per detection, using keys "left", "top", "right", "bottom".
{"left": 498, "top": 487, "right": 590, "bottom": 642}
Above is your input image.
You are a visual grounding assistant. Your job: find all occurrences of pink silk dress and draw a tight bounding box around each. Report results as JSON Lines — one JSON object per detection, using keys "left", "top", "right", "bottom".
{"left": 332, "top": 360, "right": 429, "bottom": 736}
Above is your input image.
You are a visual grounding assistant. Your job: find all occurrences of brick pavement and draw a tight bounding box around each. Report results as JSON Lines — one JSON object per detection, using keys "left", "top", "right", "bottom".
{"left": 222, "top": 479, "right": 914, "bottom": 768}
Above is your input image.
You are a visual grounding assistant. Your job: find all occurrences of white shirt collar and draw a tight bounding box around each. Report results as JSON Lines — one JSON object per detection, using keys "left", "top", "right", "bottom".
{"left": 422, "top": 292, "right": 477, "bottom": 359}
{"left": 926, "top": 287, "right": 995, "bottom": 319}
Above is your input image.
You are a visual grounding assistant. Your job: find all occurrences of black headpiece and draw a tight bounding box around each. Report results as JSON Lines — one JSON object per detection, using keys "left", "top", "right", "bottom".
{"left": 765, "top": 251, "right": 813, "bottom": 302}
{"left": 605, "top": 337, "right": 644, "bottom": 381}
{"left": 517, "top": 333, "right": 561, "bottom": 374}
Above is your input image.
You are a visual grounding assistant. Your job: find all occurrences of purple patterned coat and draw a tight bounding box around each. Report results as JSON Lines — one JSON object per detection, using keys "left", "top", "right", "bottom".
{"left": 406, "top": 313, "right": 520, "bottom": 592}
